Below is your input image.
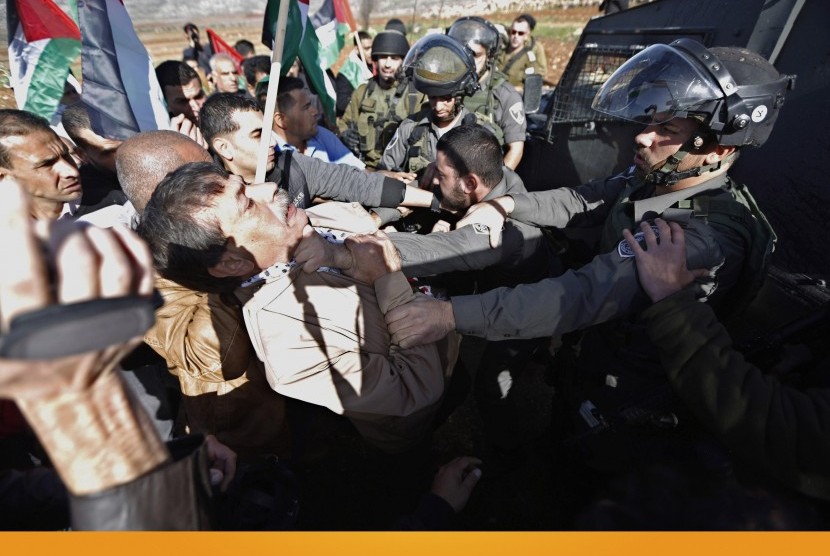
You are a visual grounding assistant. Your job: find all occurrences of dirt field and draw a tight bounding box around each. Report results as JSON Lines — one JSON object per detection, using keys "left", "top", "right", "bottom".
{"left": 0, "top": 6, "right": 596, "bottom": 111}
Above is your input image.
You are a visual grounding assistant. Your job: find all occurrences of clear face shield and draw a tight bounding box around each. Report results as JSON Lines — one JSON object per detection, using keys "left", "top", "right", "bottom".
{"left": 591, "top": 44, "right": 723, "bottom": 125}
{"left": 448, "top": 20, "right": 498, "bottom": 57}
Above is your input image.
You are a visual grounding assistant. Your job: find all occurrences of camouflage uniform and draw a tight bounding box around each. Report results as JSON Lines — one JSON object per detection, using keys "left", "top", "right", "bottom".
{"left": 338, "top": 78, "right": 426, "bottom": 169}
{"left": 498, "top": 37, "right": 547, "bottom": 88}
{"left": 378, "top": 107, "right": 488, "bottom": 174}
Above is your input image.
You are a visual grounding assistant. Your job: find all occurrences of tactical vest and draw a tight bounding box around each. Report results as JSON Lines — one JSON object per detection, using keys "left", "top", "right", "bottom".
{"left": 463, "top": 71, "right": 507, "bottom": 145}
{"left": 355, "top": 78, "right": 423, "bottom": 168}
{"left": 404, "top": 110, "right": 482, "bottom": 175}
{"left": 601, "top": 175, "right": 776, "bottom": 314}
{"left": 559, "top": 175, "right": 776, "bottom": 475}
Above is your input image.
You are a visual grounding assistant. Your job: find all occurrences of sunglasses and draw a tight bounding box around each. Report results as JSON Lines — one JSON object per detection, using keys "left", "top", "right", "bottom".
{"left": 510, "top": 30, "right": 527, "bottom": 36}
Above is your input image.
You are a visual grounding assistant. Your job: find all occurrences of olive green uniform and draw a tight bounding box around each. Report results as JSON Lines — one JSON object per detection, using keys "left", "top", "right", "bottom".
{"left": 497, "top": 37, "right": 547, "bottom": 89}
{"left": 338, "top": 78, "right": 425, "bottom": 169}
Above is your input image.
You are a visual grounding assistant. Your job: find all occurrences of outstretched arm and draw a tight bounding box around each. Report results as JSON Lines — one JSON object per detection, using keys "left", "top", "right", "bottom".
{"left": 0, "top": 178, "right": 168, "bottom": 496}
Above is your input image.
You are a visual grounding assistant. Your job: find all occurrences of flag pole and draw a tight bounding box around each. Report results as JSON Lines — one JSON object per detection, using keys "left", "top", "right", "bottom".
{"left": 255, "top": 0, "right": 291, "bottom": 183}
{"left": 353, "top": 31, "right": 368, "bottom": 69}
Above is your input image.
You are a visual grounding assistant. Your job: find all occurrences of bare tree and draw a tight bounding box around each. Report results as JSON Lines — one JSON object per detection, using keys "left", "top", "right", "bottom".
{"left": 359, "top": 0, "right": 375, "bottom": 30}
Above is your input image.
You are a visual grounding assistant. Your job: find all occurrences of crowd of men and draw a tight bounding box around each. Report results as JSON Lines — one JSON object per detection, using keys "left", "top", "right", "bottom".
{"left": 2, "top": 8, "right": 828, "bottom": 532}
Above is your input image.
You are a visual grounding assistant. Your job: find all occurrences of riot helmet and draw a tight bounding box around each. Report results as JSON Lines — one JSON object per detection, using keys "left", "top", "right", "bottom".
{"left": 371, "top": 31, "right": 410, "bottom": 61}
{"left": 403, "top": 34, "right": 480, "bottom": 98}
{"left": 447, "top": 17, "right": 501, "bottom": 62}
{"left": 592, "top": 39, "right": 795, "bottom": 148}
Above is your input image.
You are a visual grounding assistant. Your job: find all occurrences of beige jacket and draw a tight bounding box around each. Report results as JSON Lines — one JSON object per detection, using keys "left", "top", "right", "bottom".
{"left": 145, "top": 277, "right": 291, "bottom": 459}
{"left": 242, "top": 268, "right": 458, "bottom": 453}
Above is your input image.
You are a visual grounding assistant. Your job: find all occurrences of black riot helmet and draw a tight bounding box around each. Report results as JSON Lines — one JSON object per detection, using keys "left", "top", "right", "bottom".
{"left": 403, "top": 34, "right": 479, "bottom": 98}
{"left": 447, "top": 17, "right": 501, "bottom": 62}
{"left": 592, "top": 39, "right": 795, "bottom": 148}
{"left": 371, "top": 31, "right": 410, "bottom": 61}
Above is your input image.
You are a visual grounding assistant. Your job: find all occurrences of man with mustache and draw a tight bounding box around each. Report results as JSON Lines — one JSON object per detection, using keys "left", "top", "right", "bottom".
{"left": 138, "top": 163, "right": 458, "bottom": 453}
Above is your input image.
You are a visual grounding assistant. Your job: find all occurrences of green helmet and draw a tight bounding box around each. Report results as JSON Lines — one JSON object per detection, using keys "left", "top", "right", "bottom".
{"left": 403, "top": 34, "right": 479, "bottom": 97}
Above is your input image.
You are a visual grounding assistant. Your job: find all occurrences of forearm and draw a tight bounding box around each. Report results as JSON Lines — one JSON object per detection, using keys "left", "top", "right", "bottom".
{"left": 509, "top": 177, "right": 625, "bottom": 228}
{"left": 401, "top": 184, "right": 436, "bottom": 208}
{"left": 392, "top": 227, "right": 503, "bottom": 277}
{"left": 451, "top": 250, "right": 649, "bottom": 340}
{"left": 14, "top": 364, "right": 169, "bottom": 496}
{"left": 502, "top": 141, "right": 524, "bottom": 170}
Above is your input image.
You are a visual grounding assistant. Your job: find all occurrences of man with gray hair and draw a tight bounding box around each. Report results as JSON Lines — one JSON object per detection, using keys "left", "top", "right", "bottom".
{"left": 208, "top": 53, "right": 242, "bottom": 95}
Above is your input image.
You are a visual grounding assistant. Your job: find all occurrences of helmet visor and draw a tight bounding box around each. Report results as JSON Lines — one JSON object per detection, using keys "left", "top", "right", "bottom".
{"left": 448, "top": 19, "right": 498, "bottom": 53}
{"left": 591, "top": 44, "right": 723, "bottom": 124}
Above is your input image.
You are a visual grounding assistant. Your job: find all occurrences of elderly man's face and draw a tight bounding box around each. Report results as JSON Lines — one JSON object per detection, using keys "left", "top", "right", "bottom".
{"left": 0, "top": 129, "right": 82, "bottom": 204}
{"left": 209, "top": 175, "right": 308, "bottom": 272}
{"left": 211, "top": 59, "right": 240, "bottom": 93}
{"left": 163, "top": 77, "right": 206, "bottom": 124}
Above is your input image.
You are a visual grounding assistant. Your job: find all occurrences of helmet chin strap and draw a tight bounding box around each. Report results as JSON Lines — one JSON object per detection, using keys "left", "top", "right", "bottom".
{"left": 644, "top": 135, "right": 736, "bottom": 186}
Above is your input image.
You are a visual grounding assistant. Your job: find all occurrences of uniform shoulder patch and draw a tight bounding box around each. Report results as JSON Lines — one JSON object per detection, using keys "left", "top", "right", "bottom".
{"left": 527, "top": 51, "right": 537, "bottom": 63}
{"left": 617, "top": 224, "right": 659, "bottom": 258}
{"left": 385, "top": 131, "right": 399, "bottom": 151}
{"left": 472, "top": 223, "right": 490, "bottom": 235}
{"left": 509, "top": 101, "right": 525, "bottom": 125}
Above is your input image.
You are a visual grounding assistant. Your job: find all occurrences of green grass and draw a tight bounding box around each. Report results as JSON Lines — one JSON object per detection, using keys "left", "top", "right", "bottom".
{"left": 533, "top": 24, "right": 583, "bottom": 40}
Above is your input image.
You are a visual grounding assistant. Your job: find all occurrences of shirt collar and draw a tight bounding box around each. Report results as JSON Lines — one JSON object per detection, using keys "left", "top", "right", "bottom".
{"left": 240, "top": 227, "right": 352, "bottom": 288}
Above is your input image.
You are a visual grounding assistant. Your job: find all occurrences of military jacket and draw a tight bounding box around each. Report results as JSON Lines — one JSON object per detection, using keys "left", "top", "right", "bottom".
{"left": 498, "top": 37, "right": 548, "bottom": 89}
{"left": 451, "top": 171, "right": 749, "bottom": 340}
{"left": 378, "top": 107, "right": 492, "bottom": 174}
{"left": 338, "top": 77, "right": 426, "bottom": 168}
{"left": 464, "top": 70, "right": 527, "bottom": 145}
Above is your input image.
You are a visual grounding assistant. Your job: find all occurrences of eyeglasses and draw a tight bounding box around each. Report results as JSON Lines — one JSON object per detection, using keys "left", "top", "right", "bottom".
{"left": 510, "top": 30, "right": 527, "bottom": 36}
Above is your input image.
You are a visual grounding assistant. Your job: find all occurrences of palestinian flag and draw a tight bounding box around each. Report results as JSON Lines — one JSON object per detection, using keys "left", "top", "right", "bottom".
{"left": 338, "top": 47, "right": 373, "bottom": 89}
{"left": 262, "top": 0, "right": 336, "bottom": 123}
{"left": 78, "top": 0, "right": 169, "bottom": 141}
{"left": 312, "top": 0, "right": 357, "bottom": 70}
{"left": 6, "top": 0, "right": 81, "bottom": 121}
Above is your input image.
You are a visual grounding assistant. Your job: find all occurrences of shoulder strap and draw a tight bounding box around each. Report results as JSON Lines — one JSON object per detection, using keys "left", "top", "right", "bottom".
{"left": 502, "top": 44, "right": 533, "bottom": 76}
{"left": 688, "top": 183, "right": 777, "bottom": 314}
{"left": 407, "top": 121, "right": 428, "bottom": 148}
{"left": 407, "top": 80, "right": 419, "bottom": 115}
{"left": 275, "top": 149, "right": 293, "bottom": 191}
{"left": 364, "top": 80, "right": 376, "bottom": 99}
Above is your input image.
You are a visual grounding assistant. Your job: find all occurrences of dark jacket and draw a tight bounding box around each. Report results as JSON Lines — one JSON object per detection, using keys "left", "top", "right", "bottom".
{"left": 642, "top": 289, "right": 830, "bottom": 501}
